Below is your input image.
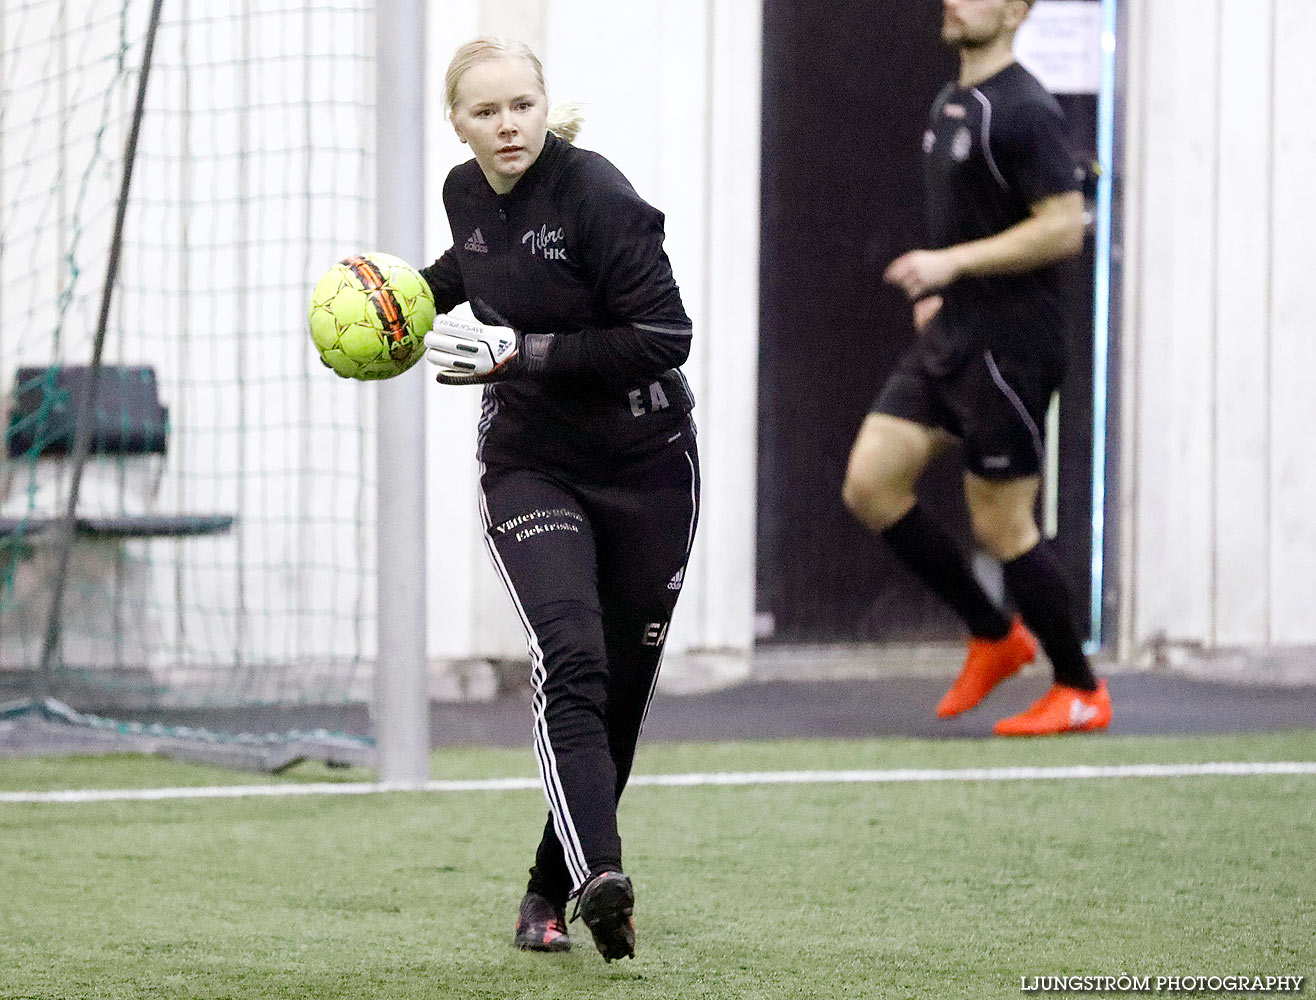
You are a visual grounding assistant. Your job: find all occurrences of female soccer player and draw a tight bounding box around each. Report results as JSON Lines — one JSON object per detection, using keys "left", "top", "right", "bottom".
{"left": 420, "top": 37, "right": 699, "bottom": 963}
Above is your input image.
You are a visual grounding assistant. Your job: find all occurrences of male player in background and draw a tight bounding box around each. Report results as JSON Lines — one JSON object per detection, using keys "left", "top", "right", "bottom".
{"left": 842, "top": 0, "right": 1112, "bottom": 735}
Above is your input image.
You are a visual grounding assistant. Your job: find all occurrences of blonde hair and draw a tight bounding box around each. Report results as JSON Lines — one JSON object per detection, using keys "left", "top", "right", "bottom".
{"left": 444, "top": 36, "right": 584, "bottom": 144}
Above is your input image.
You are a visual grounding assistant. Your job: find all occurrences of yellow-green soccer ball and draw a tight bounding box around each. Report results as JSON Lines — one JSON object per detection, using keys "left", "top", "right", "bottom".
{"left": 307, "top": 252, "right": 436, "bottom": 380}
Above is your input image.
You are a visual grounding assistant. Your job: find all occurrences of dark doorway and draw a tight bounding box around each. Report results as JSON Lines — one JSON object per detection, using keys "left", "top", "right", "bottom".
{"left": 756, "top": 0, "right": 1100, "bottom": 645}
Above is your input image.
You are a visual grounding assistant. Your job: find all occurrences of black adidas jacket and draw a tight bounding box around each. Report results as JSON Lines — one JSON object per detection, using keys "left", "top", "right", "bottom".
{"left": 421, "top": 132, "right": 695, "bottom": 473}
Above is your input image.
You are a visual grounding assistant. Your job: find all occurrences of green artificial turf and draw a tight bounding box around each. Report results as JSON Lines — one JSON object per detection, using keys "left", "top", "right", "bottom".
{"left": 0, "top": 732, "right": 1312, "bottom": 998}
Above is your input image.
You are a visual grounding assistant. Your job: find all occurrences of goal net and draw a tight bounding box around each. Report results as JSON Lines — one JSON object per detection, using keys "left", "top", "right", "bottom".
{"left": 1, "top": 0, "right": 388, "bottom": 766}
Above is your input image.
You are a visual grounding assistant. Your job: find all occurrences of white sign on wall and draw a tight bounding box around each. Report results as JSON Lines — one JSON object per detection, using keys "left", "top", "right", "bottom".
{"left": 1014, "top": 0, "right": 1104, "bottom": 95}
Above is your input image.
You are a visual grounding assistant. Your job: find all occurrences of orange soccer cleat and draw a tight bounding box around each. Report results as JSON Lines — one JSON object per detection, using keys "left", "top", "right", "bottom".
{"left": 993, "top": 679, "right": 1112, "bottom": 737}
{"left": 936, "top": 616, "right": 1038, "bottom": 718}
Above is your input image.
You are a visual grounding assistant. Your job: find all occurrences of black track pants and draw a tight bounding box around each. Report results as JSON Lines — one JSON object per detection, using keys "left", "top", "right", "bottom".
{"left": 479, "top": 428, "right": 700, "bottom": 901}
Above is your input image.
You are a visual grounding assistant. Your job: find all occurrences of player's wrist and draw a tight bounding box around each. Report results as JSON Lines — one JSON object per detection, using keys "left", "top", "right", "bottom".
{"left": 941, "top": 246, "right": 970, "bottom": 283}
{"left": 518, "top": 332, "right": 554, "bottom": 375}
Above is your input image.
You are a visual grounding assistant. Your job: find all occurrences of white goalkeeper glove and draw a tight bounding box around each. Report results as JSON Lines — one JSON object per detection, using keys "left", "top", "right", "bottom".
{"left": 424, "top": 316, "right": 523, "bottom": 385}
{"left": 425, "top": 312, "right": 554, "bottom": 385}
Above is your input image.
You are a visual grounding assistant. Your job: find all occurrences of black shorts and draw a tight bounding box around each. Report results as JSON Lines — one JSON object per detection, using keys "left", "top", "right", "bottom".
{"left": 871, "top": 348, "right": 1059, "bottom": 480}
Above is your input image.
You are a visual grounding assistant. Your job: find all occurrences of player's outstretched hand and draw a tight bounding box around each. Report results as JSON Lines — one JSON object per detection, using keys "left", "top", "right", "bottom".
{"left": 884, "top": 249, "right": 960, "bottom": 301}
{"left": 425, "top": 317, "right": 522, "bottom": 385}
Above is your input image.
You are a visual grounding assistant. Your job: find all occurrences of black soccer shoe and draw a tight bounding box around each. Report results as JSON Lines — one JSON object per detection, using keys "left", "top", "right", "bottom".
{"left": 575, "top": 871, "right": 636, "bottom": 962}
{"left": 514, "top": 891, "right": 572, "bottom": 952}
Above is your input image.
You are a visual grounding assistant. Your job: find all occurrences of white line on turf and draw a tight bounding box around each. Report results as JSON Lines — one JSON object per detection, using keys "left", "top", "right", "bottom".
{"left": 1, "top": 761, "right": 1314, "bottom": 805}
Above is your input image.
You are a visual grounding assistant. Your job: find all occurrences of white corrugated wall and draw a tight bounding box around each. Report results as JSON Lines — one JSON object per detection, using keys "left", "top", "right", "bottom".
{"left": 1120, "top": 0, "right": 1316, "bottom": 672}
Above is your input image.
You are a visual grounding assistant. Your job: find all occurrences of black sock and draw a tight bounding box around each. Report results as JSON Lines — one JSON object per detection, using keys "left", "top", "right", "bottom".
{"left": 881, "top": 505, "right": 1010, "bottom": 640}
{"left": 1002, "top": 543, "right": 1097, "bottom": 691}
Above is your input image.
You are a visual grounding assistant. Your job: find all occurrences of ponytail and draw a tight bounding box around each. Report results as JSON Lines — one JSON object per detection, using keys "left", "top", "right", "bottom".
{"left": 546, "top": 102, "right": 585, "bottom": 144}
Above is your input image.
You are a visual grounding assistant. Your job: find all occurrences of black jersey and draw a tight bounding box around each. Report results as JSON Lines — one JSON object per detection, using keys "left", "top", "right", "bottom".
{"left": 919, "top": 62, "right": 1081, "bottom": 374}
{"left": 421, "top": 133, "right": 694, "bottom": 473}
